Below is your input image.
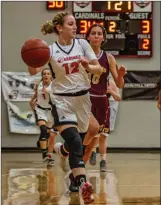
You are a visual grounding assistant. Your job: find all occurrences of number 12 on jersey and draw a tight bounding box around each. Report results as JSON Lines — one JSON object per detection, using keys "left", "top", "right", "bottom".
{"left": 62, "top": 62, "right": 79, "bottom": 75}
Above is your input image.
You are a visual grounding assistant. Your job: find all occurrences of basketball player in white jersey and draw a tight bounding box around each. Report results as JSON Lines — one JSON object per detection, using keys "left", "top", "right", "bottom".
{"left": 28, "top": 12, "right": 105, "bottom": 204}
{"left": 30, "top": 68, "right": 56, "bottom": 166}
{"left": 49, "top": 21, "right": 125, "bottom": 191}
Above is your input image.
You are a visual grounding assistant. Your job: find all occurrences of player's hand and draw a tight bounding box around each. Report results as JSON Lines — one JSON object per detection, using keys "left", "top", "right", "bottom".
{"left": 30, "top": 100, "right": 36, "bottom": 110}
{"left": 106, "top": 84, "right": 113, "bottom": 93}
{"left": 80, "top": 56, "right": 90, "bottom": 70}
{"left": 117, "top": 65, "right": 127, "bottom": 77}
{"left": 42, "top": 88, "right": 49, "bottom": 94}
{"left": 42, "top": 85, "right": 49, "bottom": 94}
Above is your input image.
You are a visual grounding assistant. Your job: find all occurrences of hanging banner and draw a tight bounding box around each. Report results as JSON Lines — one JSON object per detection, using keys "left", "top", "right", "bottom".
{"left": 122, "top": 71, "right": 160, "bottom": 100}
{"left": 7, "top": 101, "right": 40, "bottom": 134}
{"left": 2, "top": 72, "right": 41, "bottom": 101}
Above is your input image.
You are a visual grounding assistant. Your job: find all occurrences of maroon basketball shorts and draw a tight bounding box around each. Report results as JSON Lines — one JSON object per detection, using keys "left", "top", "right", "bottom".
{"left": 90, "top": 95, "right": 110, "bottom": 135}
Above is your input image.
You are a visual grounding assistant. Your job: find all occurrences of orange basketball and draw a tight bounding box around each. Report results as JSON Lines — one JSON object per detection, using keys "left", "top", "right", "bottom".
{"left": 21, "top": 38, "right": 50, "bottom": 68}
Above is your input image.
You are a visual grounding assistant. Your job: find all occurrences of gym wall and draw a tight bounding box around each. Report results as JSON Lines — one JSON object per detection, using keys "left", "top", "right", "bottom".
{"left": 1, "top": 2, "right": 160, "bottom": 148}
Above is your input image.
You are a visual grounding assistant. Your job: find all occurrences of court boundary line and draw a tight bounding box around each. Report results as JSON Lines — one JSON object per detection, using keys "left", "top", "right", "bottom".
{"left": 1, "top": 147, "right": 160, "bottom": 153}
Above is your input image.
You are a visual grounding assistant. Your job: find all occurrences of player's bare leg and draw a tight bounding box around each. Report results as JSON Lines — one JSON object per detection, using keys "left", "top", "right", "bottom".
{"left": 56, "top": 124, "right": 94, "bottom": 204}
{"left": 83, "top": 114, "right": 99, "bottom": 146}
{"left": 46, "top": 131, "right": 56, "bottom": 166}
{"left": 99, "top": 133, "right": 107, "bottom": 172}
{"left": 83, "top": 136, "right": 99, "bottom": 164}
{"left": 54, "top": 116, "right": 99, "bottom": 195}
{"left": 37, "top": 120, "right": 49, "bottom": 162}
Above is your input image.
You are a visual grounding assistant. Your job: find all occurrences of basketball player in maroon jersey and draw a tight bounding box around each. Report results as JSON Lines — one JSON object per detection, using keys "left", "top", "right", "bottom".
{"left": 83, "top": 78, "right": 121, "bottom": 166}
{"left": 85, "top": 24, "right": 126, "bottom": 171}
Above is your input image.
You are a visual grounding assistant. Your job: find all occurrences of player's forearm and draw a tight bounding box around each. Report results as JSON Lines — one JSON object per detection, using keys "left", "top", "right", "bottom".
{"left": 88, "top": 64, "right": 104, "bottom": 75}
{"left": 116, "top": 75, "right": 124, "bottom": 88}
{"left": 107, "top": 90, "right": 121, "bottom": 101}
{"left": 28, "top": 66, "right": 43, "bottom": 75}
{"left": 30, "top": 93, "right": 37, "bottom": 103}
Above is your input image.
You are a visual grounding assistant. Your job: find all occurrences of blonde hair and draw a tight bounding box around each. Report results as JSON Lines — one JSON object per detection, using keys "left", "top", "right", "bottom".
{"left": 41, "top": 12, "right": 70, "bottom": 35}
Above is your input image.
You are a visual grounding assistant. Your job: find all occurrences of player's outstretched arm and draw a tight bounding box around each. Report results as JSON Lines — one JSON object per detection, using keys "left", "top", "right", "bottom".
{"left": 107, "top": 79, "right": 121, "bottom": 101}
{"left": 29, "top": 84, "right": 38, "bottom": 110}
{"left": 28, "top": 66, "right": 44, "bottom": 75}
{"left": 107, "top": 54, "right": 126, "bottom": 88}
{"left": 80, "top": 57, "right": 104, "bottom": 75}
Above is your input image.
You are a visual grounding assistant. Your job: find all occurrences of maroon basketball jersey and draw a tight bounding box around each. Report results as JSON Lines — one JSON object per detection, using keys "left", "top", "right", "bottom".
{"left": 89, "top": 50, "right": 110, "bottom": 95}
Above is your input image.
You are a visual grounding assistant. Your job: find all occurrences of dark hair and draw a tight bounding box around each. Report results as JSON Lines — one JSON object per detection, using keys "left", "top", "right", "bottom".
{"left": 41, "top": 12, "right": 71, "bottom": 35}
{"left": 86, "top": 24, "right": 107, "bottom": 46}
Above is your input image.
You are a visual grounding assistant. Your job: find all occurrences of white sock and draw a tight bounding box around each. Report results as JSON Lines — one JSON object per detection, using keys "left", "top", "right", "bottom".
{"left": 47, "top": 152, "right": 53, "bottom": 158}
{"left": 54, "top": 142, "right": 63, "bottom": 156}
{"left": 93, "top": 147, "right": 97, "bottom": 153}
{"left": 100, "top": 154, "right": 106, "bottom": 161}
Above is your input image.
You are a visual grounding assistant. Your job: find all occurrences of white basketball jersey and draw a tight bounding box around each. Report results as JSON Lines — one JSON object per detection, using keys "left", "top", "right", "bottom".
{"left": 49, "top": 38, "right": 97, "bottom": 93}
{"left": 36, "top": 81, "right": 52, "bottom": 108}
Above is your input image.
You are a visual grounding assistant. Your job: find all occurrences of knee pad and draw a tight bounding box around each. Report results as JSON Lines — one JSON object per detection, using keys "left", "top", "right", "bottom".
{"left": 37, "top": 140, "right": 40, "bottom": 149}
{"left": 61, "top": 127, "right": 85, "bottom": 169}
{"left": 39, "top": 125, "right": 48, "bottom": 141}
{"left": 63, "top": 142, "right": 69, "bottom": 153}
{"left": 79, "top": 132, "right": 87, "bottom": 143}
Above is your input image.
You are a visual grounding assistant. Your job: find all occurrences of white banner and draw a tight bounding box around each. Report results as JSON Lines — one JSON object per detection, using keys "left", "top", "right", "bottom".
{"left": 2, "top": 72, "right": 41, "bottom": 101}
{"left": 3, "top": 72, "right": 119, "bottom": 134}
{"left": 7, "top": 101, "right": 40, "bottom": 134}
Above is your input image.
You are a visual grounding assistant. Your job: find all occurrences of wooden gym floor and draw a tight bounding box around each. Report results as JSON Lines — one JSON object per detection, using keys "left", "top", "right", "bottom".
{"left": 2, "top": 153, "right": 160, "bottom": 205}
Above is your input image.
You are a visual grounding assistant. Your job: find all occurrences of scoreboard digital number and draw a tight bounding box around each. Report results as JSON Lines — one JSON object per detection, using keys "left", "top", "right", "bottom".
{"left": 47, "top": 1, "right": 65, "bottom": 10}
{"left": 73, "top": 1, "right": 153, "bottom": 58}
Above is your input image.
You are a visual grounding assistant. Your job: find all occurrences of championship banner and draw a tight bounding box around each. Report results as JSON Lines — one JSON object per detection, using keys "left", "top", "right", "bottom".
{"left": 7, "top": 101, "right": 40, "bottom": 134}
{"left": 2, "top": 72, "right": 41, "bottom": 101}
{"left": 122, "top": 71, "right": 160, "bottom": 100}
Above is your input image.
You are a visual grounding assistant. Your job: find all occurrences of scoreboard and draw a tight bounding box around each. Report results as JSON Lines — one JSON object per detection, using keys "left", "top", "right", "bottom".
{"left": 46, "top": 1, "right": 66, "bottom": 10}
{"left": 73, "top": 1, "right": 153, "bottom": 58}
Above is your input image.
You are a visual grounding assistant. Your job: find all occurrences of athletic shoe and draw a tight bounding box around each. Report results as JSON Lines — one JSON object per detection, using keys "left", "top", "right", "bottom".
{"left": 47, "top": 158, "right": 55, "bottom": 166}
{"left": 47, "top": 153, "right": 55, "bottom": 166}
{"left": 79, "top": 182, "right": 94, "bottom": 204}
{"left": 89, "top": 151, "right": 96, "bottom": 165}
{"left": 42, "top": 151, "right": 49, "bottom": 162}
{"left": 100, "top": 160, "right": 107, "bottom": 172}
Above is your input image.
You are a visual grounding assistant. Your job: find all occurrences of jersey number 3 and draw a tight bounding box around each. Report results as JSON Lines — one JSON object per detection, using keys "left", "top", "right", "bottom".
{"left": 63, "top": 62, "right": 79, "bottom": 75}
